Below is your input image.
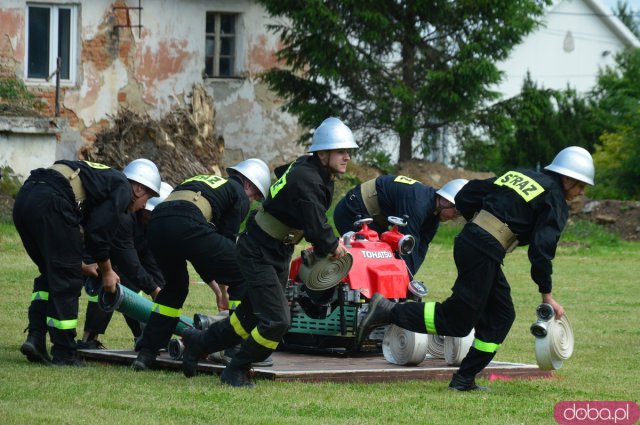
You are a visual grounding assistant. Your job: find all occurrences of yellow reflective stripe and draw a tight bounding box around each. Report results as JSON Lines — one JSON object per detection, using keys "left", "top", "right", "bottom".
{"left": 31, "top": 291, "right": 49, "bottom": 301}
{"left": 269, "top": 162, "right": 295, "bottom": 198}
{"left": 87, "top": 295, "right": 98, "bottom": 303}
{"left": 473, "top": 338, "right": 501, "bottom": 353}
{"left": 229, "top": 300, "right": 241, "bottom": 310}
{"left": 230, "top": 312, "right": 249, "bottom": 339}
{"left": 182, "top": 175, "right": 227, "bottom": 190}
{"left": 424, "top": 302, "right": 437, "bottom": 334}
{"left": 251, "top": 328, "right": 279, "bottom": 350}
{"left": 393, "top": 175, "right": 418, "bottom": 185}
{"left": 47, "top": 316, "right": 77, "bottom": 330}
{"left": 493, "top": 171, "right": 545, "bottom": 202}
{"left": 82, "top": 160, "right": 110, "bottom": 170}
{"left": 151, "top": 303, "right": 181, "bottom": 318}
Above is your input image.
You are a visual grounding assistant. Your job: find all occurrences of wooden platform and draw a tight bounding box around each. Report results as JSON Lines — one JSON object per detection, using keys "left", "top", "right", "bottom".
{"left": 78, "top": 349, "right": 553, "bottom": 383}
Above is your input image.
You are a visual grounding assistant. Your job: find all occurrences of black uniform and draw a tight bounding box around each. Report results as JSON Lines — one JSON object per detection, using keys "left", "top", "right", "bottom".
{"left": 389, "top": 169, "right": 568, "bottom": 379}
{"left": 82, "top": 210, "right": 165, "bottom": 344}
{"left": 192, "top": 154, "right": 338, "bottom": 370}
{"left": 333, "top": 175, "right": 440, "bottom": 275}
{"left": 136, "top": 175, "right": 250, "bottom": 354}
{"left": 13, "top": 160, "right": 131, "bottom": 362}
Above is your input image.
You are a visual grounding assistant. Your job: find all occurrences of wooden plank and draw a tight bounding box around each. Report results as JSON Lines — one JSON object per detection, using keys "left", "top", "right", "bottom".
{"left": 78, "top": 349, "right": 554, "bottom": 383}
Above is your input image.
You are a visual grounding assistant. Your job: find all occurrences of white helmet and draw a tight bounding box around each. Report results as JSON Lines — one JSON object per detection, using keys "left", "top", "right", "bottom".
{"left": 544, "top": 146, "right": 595, "bottom": 186}
{"left": 145, "top": 182, "right": 173, "bottom": 211}
{"left": 308, "top": 117, "right": 359, "bottom": 152}
{"left": 436, "top": 178, "right": 469, "bottom": 204}
{"left": 123, "top": 158, "right": 162, "bottom": 196}
{"left": 226, "top": 158, "right": 271, "bottom": 199}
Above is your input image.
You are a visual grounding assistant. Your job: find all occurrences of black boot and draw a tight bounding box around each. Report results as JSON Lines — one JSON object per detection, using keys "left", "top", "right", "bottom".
{"left": 20, "top": 333, "right": 52, "bottom": 365}
{"left": 132, "top": 348, "right": 156, "bottom": 371}
{"left": 356, "top": 293, "right": 396, "bottom": 344}
{"left": 182, "top": 328, "right": 206, "bottom": 378}
{"left": 448, "top": 372, "right": 488, "bottom": 392}
{"left": 220, "top": 365, "right": 256, "bottom": 388}
{"left": 209, "top": 345, "right": 274, "bottom": 368}
{"left": 51, "top": 354, "right": 86, "bottom": 367}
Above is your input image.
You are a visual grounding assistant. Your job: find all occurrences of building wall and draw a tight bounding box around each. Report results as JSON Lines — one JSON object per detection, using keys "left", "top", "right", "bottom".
{"left": 0, "top": 0, "right": 305, "bottom": 170}
{"left": 496, "top": 0, "right": 635, "bottom": 98}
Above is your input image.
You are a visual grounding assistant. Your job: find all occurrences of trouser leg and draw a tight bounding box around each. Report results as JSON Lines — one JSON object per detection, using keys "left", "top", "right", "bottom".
{"left": 457, "top": 269, "right": 515, "bottom": 378}
{"left": 83, "top": 300, "right": 113, "bottom": 336}
{"left": 26, "top": 276, "right": 49, "bottom": 340}
{"left": 228, "top": 235, "right": 291, "bottom": 369}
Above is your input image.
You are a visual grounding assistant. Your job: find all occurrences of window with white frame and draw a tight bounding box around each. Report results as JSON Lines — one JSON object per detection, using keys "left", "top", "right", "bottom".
{"left": 26, "top": 4, "right": 77, "bottom": 83}
{"left": 205, "top": 12, "right": 238, "bottom": 78}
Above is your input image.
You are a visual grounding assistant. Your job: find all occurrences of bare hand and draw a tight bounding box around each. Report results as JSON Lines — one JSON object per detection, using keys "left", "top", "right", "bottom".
{"left": 542, "top": 293, "right": 565, "bottom": 319}
{"left": 208, "top": 280, "right": 229, "bottom": 312}
{"left": 81, "top": 262, "right": 99, "bottom": 278}
{"left": 331, "top": 244, "right": 349, "bottom": 260}
{"left": 150, "top": 287, "right": 161, "bottom": 300}
{"left": 101, "top": 269, "right": 120, "bottom": 294}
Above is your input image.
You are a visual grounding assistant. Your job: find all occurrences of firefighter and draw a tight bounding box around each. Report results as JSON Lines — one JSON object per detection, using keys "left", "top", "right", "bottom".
{"left": 357, "top": 146, "right": 595, "bottom": 391}
{"left": 13, "top": 158, "right": 161, "bottom": 366}
{"left": 78, "top": 181, "right": 173, "bottom": 350}
{"left": 180, "top": 117, "right": 357, "bottom": 387}
{"left": 132, "top": 158, "right": 271, "bottom": 371}
{"left": 333, "top": 177, "right": 468, "bottom": 275}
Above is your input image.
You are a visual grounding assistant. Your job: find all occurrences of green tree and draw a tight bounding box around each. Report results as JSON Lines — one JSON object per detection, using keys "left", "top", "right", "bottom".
{"left": 257, "top": 0, "right": 550, "bottom": 162}
{"left": 455, "top": 73, "right": 598, "bottom": 173}
{"left": 614, "top": 1, "right": 640, "bottom": 39}
{"left": 588, "top": 48, "right": 640, "bottom": 200}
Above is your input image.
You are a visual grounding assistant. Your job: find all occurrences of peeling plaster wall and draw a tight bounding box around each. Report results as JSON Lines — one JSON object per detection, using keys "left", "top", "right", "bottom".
{"left": 1, "top": 0, "right": 304, "bottom": 167}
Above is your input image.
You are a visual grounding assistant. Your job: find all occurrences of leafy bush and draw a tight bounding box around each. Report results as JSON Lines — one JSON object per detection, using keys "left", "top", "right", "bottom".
{"left": 0, "top": 76, "right": 44, "bottom": 111}
{"left": 0, "top": 166, "right": 20, "bottom": 198}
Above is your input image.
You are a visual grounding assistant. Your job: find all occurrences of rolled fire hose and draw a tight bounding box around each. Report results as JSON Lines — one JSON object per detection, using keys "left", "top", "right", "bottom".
{"left": 98, "top": 283, "right": 194, "bottom": 336}
{"left": 531, "top": 303, "right": 574, "bottom": 370}
{"left": 382, "top": 324, "right": 429, "bottom": 366}
{"left": 425, "top": 334, "right": 445, "bottom": 359}
{"left": 298, "top": 251, "right": 354, "bottom": 291}
{"left": 444, "top": 329, "right": 475, "bottom": 366}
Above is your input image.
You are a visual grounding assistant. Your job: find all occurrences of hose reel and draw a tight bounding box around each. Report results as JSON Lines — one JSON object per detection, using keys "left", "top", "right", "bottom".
{"left": 298, "top": 250, "right": 353, "bottom": 291}
{"left": 531, "top": 303, "right": 574, "bottom": 370}
{"left": 382, "top": 324, "right": 429, "bottom": 366}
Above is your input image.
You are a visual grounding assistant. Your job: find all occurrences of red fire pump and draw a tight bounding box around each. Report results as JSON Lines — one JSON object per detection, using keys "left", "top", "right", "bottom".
{"left": 282, "top": 216, "right": 428, "bottom": 353}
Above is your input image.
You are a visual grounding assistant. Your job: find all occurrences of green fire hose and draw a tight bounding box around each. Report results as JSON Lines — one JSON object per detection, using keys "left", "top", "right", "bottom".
{"left": 98, "top": 283, "right": 194, "bottom": 336}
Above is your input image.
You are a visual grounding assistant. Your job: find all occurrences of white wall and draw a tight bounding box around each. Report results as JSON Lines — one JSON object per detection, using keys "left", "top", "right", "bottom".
{"left": 496, "top": 0, "right": 633, "bottom": 98}
{"left": 0, "top": 118, "right": 58, "bottom": 181}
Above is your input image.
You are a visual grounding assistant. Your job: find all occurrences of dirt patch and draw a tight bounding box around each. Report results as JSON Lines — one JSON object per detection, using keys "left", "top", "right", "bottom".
{"left": 396, "top": 159, "right": 496, "bottom": 188}
{"left": 569, "top": 198, "right": 640, "bottom": 241}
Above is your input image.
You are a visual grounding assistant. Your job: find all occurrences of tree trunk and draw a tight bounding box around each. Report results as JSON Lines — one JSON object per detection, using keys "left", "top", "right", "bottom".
{"left": 399, "top": 133, "right": 413, "bottom": 162}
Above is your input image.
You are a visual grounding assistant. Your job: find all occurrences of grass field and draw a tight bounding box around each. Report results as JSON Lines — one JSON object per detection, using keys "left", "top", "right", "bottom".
{"left": 0, "top": 220, "right": 638, "bottom": 425}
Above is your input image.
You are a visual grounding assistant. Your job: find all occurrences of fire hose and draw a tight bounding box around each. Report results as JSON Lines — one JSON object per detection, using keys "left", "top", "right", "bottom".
{"left": 98, "top": 283, "right": 194, "bottom": 336}
{"left": 444, "top": 330, "right": 475, "bottom": 366}
{"left": 382, "top": 324, "right": 429, "bottom": 366}
{"left": 426, "top": 334, "right": 445, "bottom": 358}
{"left": 298, "top": 251, "right": 354, "bottom": 291}
{"left": 531, "top": 303, "right": 574, "bottom": 370}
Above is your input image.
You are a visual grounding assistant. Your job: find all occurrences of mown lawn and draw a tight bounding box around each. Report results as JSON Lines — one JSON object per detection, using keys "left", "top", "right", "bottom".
{"left": 0, "top": 220, "right": 638, "bottom": 425}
